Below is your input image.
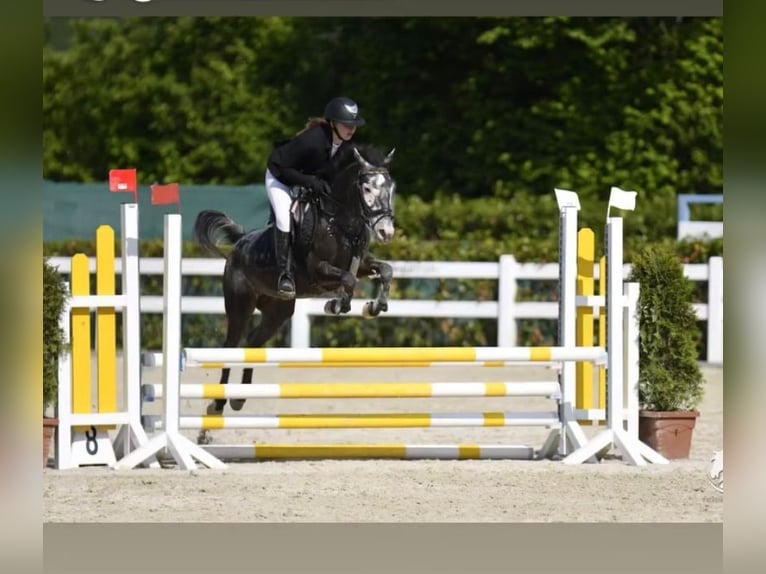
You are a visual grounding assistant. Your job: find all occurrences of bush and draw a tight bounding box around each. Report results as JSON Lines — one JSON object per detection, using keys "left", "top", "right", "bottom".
{"left": 41, "top": 193, "right": 722, "bottom": 353}
{"left": 43, "top": 258, "right": 69, "bottom": 411}
{"left": 627, "top": 244, "right": 704, "bottom": 411}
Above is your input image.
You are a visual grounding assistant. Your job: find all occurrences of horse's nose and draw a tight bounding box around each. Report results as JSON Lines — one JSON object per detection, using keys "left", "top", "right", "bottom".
{"left": 376, "top": 222, "right": 394, "bottom": 243}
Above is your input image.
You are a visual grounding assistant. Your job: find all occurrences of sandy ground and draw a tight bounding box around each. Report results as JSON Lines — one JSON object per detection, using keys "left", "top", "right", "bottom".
{"left": 43, "top": 361, "right": 723, "bottom": 522}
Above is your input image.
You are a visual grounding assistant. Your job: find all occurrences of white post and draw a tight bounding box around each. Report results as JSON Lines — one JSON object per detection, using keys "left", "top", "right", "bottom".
{"left": 163, "top": 214, "right": 183, "bottom": 437}
{"left": 539, "top": 189, "right": 589, "bottom": 459}
{"left": 113, "top": 203, "right": 155, "bottom": 464}
{"left": 605, "top": 218, "right": 623, "bottom": 433}
{"left": 290, "top": 299, "right": 311, "bottom": 348}
{"left": 55, "top": 297, "right": 73, "bottom": 469}
{"left": 624, "top": 282, "right": 640, "bottom": 440}
{"left": 115, "top": 214, "right": 225, "bottom": 470}
{"left": 497, "top": 255, "right": 518, "bottom": 347}
{"left": 707, "top": 256, "right": 723, "bottom": 365}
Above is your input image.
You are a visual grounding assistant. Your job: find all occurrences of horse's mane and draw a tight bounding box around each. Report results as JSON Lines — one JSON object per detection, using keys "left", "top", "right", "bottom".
{"left": 331, "top": 143, "right": 388, "bottom": 175}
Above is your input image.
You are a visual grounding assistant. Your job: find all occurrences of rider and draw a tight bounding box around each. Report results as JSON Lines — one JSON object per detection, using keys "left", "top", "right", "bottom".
{"left": 265, "top": 96, "right": 366, "bottom": 299}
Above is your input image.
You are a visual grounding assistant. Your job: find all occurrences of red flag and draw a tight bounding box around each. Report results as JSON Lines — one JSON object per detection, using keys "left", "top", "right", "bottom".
{"left": 150, "top": 183, "right": 180, "bottom": 209}
{"left": 109, "top": 169, "right": 138, "bottom": 203}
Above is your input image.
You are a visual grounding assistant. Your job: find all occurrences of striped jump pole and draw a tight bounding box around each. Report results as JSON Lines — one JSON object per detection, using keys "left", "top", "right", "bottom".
{"left": 141, "top": 381, "right": 562, "bottom": 400}
{"left": 181, "top": 346, "right": 607, "bottom": 365}
{"left": 55, "top": 203, "right": 154, "bottom": 469}
{"left": 142, "top": 351, "right": 563, "bottom": 369}
{"left": 203, "top": 444, "right": 536, "bottom": 461}
{"left": 176, "top": 411, "right": 562, "bottom": 430}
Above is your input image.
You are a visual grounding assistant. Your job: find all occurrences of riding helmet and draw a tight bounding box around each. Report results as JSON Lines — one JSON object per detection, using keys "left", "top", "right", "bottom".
{"left": 323, "top": 96, "right": 366, "bottom": 127}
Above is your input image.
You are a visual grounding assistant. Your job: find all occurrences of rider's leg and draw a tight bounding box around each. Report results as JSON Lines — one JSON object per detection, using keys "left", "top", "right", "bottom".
{"left": 265, "top": 169, "right": 295, "bottom": 299}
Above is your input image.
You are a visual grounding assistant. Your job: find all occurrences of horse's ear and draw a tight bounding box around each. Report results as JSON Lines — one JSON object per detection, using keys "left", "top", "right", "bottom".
{"left": 384, "top": 148, "right": 396, "bottom": 165}
{"left": 353, "top": 146, "right": 374, "bottom": 170}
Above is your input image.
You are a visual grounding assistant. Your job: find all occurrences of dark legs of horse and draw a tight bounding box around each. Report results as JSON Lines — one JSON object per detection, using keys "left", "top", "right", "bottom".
{"left": 228, "top": 300, "right": 295, "bottom": 411}
{"left": 207, "top": 268, "right": 258, "bottom": 416}
{"left": 199, "top": 296, "right": 295, "bottom": 445}
{"left": 316, "top": 260, "right": 358, "bottom": 315}
{"left": 207, "top": 298, "right": 295, "bottom": 413}
{"left": 358, "top": 256, "right": 393, "bottom": 318}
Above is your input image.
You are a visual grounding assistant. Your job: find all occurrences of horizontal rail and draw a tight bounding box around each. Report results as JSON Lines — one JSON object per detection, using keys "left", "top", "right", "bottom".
{"left": 69, "top": 412, "right": 130, "bottom": 426}
{"left": 182, "top": 346, "right": 608, "bottom": 365}
{"left": 68, "top": 295, "right": 129, "bottom": 310}
{"left": 201, "top": 444, "right": 536, "bottom": 460}
{"left": 140, "top": 381, "right": 561, "bottom": 400}
{"left": 177, "top": 411, "right": 562, "bottom": 430}
{"left": 51, "top": 254, "right": 722, "bottom": 365}
{"left": 141, "top": 352, "right": 559, "bottom": 369}
{"left": 46, "top": 256, "right": 716, "bottom": 281}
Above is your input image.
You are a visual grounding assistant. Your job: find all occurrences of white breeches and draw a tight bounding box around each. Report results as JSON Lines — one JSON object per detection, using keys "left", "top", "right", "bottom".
{"left": 265, "top": 169, "right": 293, "bottom": 232}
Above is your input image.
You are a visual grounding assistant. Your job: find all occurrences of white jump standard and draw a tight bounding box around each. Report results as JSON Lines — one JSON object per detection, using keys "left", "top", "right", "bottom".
{"left": 115, "top": 214, "right": 225, "bottom": 470}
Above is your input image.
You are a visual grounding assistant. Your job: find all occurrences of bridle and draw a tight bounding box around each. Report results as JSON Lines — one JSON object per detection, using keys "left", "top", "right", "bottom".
{"left": 356, "top": 167, "right": 395, "bottom": 229}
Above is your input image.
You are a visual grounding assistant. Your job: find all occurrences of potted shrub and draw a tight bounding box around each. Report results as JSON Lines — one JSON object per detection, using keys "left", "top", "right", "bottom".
{"left": 627, "top": 244, "right": 705, "bottom": 459}
{"left": 43, "top": 258, "right": 69, "bottom": 467}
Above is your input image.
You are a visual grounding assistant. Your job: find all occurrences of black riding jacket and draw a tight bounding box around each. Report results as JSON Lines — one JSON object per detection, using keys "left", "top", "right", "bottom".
{"left": 267, "top": 123, "right": 352, "bottom": 189}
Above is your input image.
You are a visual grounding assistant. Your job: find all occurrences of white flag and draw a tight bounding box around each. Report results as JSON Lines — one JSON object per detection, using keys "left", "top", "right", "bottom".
{"left": 554, "top": 188, "right": 581, "bottom": 210}
{"left": 608, "top": 186, "right": 637, "bottom": 211}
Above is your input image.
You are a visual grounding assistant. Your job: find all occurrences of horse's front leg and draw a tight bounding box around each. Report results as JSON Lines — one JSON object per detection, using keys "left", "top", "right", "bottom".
{"left": 315, "top": 260, "right": 357, "bottom": 315}
{"left": 357, "top": 256, "right": 393, "bottom": 318}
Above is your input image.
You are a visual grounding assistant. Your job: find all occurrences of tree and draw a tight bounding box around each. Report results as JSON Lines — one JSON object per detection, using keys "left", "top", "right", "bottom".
{"left": 44, "top": 17, "right": 296, "bottom": 184}
{"left": 44, "top": 17, "right": 722, "bottom": 245}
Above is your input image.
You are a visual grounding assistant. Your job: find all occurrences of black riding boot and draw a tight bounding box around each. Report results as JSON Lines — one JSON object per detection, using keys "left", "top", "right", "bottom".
{"left": 274, "top": 228, "right": 296, "bottom": 299}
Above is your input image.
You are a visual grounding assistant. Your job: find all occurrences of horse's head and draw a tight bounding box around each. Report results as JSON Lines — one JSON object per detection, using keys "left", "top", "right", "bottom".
{"left": 351, "top": 146, "right": 396, "bottom": 243}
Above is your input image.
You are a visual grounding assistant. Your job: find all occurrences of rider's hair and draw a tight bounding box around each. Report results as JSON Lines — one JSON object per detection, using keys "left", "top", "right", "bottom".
{"left": 296, "top": 117, "right": 328, "bottom": 136}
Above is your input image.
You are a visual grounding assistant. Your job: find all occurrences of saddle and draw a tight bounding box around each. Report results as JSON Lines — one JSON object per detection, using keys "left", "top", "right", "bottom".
{"left": 264, "top": 186, "right": 329, "bottom": 256}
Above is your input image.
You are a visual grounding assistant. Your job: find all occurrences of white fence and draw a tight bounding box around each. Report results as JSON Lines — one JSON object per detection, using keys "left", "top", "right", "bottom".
{"left": 47, "top": 255, "right": 724, "bottom": 365}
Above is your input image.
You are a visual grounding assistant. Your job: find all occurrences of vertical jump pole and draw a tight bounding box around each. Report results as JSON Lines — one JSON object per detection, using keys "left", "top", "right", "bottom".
{"left": 539, "top": 189, "right": 590, "bottom": 459}
{"left": 113, "top": 203, "right": 156, "bottom": 465}
{"left": 624, "top": 281, "right": 640, "bottom": 440}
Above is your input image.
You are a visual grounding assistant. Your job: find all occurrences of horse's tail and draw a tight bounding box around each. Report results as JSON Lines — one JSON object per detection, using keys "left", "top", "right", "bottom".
{"left": 193, "top": 210, "right": 246, "bottom": 258}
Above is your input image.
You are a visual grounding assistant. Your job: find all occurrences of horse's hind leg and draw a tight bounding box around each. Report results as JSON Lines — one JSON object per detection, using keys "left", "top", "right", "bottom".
{"left": 207, "top": 270, "right": 257, "bottom": 415}
{"left": 229, "top": 298, "right": 296, "bottom": 411}
{"left": 198, "top": 276, "right": 256, "bottom": 445}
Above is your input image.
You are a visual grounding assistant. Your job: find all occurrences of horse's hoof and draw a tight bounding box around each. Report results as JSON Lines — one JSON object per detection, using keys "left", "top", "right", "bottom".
{"left": 197, "top": 431, "right": 213, "bottom": 445}
{"left": 362, "top": 301, "right": 379, "bottom": 319}
{"left": 230, "top": 399, "right": 246, "bottom": 411}
{"left": 207, "top": 402, "right": 225, "bottom": 415}
{"left": 324, "top": 299, "right": 341, "bottom": 315}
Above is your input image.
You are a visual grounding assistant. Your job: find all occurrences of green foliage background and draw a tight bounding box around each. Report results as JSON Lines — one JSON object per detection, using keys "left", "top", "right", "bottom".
{"left": 43, "top": 17, "right": 723, "bottom": 355}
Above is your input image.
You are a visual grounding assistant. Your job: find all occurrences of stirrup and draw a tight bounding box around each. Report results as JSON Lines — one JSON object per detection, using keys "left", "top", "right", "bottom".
{"left": 277, "top": 273, "right": 296, "bottom": 299}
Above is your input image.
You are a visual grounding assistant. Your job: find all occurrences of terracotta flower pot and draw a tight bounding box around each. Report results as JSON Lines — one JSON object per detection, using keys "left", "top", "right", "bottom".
{"left": 43, "top": 417, "right": 58, "bottom": 468}
{"left": 638, "top": 410, "right": 699, "bottom": 459}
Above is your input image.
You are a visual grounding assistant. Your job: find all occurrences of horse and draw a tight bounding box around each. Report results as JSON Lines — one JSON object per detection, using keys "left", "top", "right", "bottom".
{"left": 192, "top": 143, "right": 397, "bottom": 431}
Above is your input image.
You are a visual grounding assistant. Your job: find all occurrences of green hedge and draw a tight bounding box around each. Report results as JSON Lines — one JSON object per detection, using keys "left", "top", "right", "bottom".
{"left": 43, "top": 258, "right": 70, "bottom": 411}
{"left": 43, "top": 194, "right": 722, "bottom": 356}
